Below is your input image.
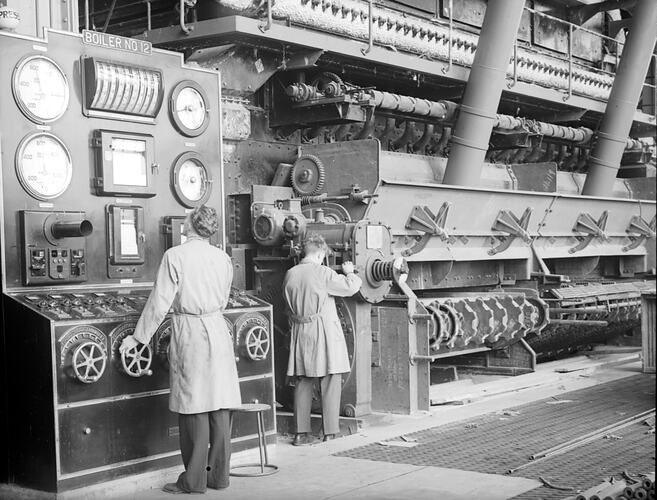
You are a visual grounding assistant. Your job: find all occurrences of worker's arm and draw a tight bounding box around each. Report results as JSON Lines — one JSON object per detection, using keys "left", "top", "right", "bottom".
{"left": 325, "top": 261, "right": 362, "bottom": 297}
{"left": 121, "top": 252, "right": 179, "bottom": 351}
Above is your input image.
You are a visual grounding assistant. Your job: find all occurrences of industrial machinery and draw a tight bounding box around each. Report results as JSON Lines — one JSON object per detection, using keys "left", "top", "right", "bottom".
{"left": 0, "top": 27, "right": 275, "bottom": 492}
{"left": 99, "top": 0, "right": 654, "bottom": 418}
{"left": 0, "top": 0, "right": 656, "bottom": 491}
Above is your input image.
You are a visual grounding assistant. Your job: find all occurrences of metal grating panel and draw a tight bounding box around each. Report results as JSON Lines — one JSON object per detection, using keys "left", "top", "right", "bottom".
{"left": 335, "top": 374, "right": 656, "bottom": 499}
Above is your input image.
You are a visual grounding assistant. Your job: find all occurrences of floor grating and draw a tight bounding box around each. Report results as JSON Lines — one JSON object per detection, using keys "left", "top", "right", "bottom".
{"left": 335, "top": 374, "right": 656, "bottom": 500}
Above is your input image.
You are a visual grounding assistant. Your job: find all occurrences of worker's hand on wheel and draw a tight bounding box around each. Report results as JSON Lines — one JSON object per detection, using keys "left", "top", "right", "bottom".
{"left": 119, "top": 335, "right": 139, "bottom": 354}
{"left": 342, "top": 261, "right": 355, "bottom": 275}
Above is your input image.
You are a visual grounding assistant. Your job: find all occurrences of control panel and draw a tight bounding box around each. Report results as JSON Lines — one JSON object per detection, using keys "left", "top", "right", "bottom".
{"left": 0, "top": 28, "right": 273, "bottom": 493}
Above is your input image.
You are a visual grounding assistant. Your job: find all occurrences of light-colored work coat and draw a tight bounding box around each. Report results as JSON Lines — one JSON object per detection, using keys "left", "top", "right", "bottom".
{"left": 133, "top": 237, "right": 241, "bottom": 414}
{"left": 284, "top": 260, "right": 362, "bottom": 378}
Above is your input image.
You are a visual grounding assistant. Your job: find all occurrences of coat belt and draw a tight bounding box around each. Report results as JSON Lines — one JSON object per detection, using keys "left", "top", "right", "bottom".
{"left": 289, "top": 312, "right": 321, "bottom": 324}
{"left": 173, "top": 308, "right": 222, "bottom": 318}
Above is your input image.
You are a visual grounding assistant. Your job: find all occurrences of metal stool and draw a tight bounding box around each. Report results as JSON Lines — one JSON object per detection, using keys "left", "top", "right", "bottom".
{"left": 229, "top": 403, "right": 278, "bottom": 477}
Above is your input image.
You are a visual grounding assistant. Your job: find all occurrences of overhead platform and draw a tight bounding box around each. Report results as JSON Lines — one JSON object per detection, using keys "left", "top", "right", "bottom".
{"left": 138, "top": 15, "right": 656, "bottom": 137}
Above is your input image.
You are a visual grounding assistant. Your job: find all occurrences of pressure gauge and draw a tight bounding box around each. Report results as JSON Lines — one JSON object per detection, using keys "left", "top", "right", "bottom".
{"left": 169, "top": 81, "right": 210, "bottom": 136}
{"left": 171, "top": 152, "right": 212, "bottom": 208}
{"left": 12, "top": 55, "right": 69, "bottom": 123}
{"left": 16, "top": 133, "right": 72, "bottom": 200}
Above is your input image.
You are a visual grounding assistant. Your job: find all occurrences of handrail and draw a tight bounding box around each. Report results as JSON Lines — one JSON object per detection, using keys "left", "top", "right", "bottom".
{"left": 361, "top": 0, "right": 373, "bottom": 55}
{"left": 507, "top": 40, "right": 518, "bottom": 89}
{"left": 441, "top": 0, "right": 453, "bottom": 74}
{"left": 146, "top": 0, "right": 152, "bottom": 31}
{"left": 565, "top": 23, "right": 573, "bottom": 101}
{"left": 179, "top": 0, "right": 193, "bottom": 34}
{"left": 259, "top": 0, "right": 273, "bottom": 32}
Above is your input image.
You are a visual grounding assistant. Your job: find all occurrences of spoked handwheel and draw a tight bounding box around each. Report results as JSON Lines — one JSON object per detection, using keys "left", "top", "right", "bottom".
{"left": 121, "top": 342, "right": 153, "bottom": 377}
{"left": 244, "top": 325, "right": 270, "bottom": 361}
{"left": 72, "top": 341, "right": 107, "bottom": 384}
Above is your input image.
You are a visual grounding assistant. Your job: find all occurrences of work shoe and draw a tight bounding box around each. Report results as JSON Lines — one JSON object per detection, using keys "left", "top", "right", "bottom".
{"left": 162, "top": 483, "right": 187, "bottom": 495}
{"left": 292, "top": 433, "right": 317, "bottom": 446}
{"left": 323, "top": 433, "right": 340, "bottom": 442}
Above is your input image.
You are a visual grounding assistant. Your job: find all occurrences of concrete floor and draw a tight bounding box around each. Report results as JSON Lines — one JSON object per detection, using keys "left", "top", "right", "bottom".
{"left": 1, "top": 352, "right": 644, "bottom": 500}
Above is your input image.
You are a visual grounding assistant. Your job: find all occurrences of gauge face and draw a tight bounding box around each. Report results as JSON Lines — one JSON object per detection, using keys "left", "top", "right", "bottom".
{"left": 171, "top": 152, "right": 212, "bottom": 208}
{"left": 179, "top": 158, "right": 208, "bottom": 202}
{"left": 176, "top": 87, "right": 206, "bottom": 130}
{"left": 170, "top": 81, "right": 210, "bottom": 136}
{"left": 13, "top": 55, "right": 69, "bottom": 123}
{"left": 16, "top": 133, "right": 72, "bottom": 200}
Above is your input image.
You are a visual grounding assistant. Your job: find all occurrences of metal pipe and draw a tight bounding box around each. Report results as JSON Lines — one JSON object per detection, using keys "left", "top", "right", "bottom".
{"left": 442, "top": 0, "right": 526, "bottom": 186}
{"left": 549, "top": 318, "right": 608, "bottom": 326}
{"left": 582, "top": 0, "right": 657, "bottom": 197}
{"left": 411, "top": 346, "right": 491, "bottom": 362}
{"left": 509, "top": 410, "right": 656, "bottom": 475}
{"left": 84, "top": 0, "right": 90, "bottom": 30}
{"left": 529, "top": 408, "right": 655, "bottom": 460}
{"left": 51, "top": 220, "right": 94, "bottom": 239}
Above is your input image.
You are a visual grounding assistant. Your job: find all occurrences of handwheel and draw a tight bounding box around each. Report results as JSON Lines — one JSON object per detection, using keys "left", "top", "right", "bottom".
{"left": 121, "top": 342, "right": 153, "bottom": 377}
{"left": 72, "top": 341, "right": 107, "bottom": 383}
{"left": 244, "top": 325, "right": 270, "bottom": 361}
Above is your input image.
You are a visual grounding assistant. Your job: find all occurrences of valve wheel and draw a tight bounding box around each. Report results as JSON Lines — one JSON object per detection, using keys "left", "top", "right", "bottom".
{"left": 244, "top": 325, "right": 270, "bottom": 361}
{"left": 121, "top": 343, "right": 153, "bottom": 377}
{"left": 72, "top": 341, "right": 107, "bottom": 384}
{"left": 290, "top": 154, "right": 325, "bottom": 196}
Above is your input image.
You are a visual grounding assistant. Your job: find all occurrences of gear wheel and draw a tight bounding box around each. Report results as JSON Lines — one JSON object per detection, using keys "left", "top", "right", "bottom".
{"left": 310, "top": 71, "right": 344, "bottom": 90}
{"left": 290, "top": 154, "right": 326, "bottom": 196}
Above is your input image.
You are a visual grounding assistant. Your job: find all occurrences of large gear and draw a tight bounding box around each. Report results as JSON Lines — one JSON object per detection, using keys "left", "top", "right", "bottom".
{"left": 290, "top": 154, "right": 326, "bottom": 196}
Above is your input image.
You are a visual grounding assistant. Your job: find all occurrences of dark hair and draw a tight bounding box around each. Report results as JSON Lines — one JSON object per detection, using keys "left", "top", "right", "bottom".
{"left": 302, "top": 232, "right": 329, "bottom": 256}
{"left": 190, "top": 205, "right": 219, "bottom": 238}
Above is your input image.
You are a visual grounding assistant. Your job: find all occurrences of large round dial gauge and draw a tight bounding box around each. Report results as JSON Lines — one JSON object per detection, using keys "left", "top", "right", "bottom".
{"left": 16, "top": 133, "right": 72, "bottom": 200}
{"left": 169, "top": 81, "right": 210, "bottom": 137}
{"left": 12, "top": 55, "right": 69, "bottom": 123}
{"left": 171, "top": 152, "right": 212, "bottom": 208}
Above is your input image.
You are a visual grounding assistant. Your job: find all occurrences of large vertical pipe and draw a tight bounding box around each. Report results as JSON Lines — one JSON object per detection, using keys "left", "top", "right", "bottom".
{"left": 442, "top": 0, "right": 526, "bottom": 186}
{"left": 582, "top": 0, "right": 657, "bottom": 197}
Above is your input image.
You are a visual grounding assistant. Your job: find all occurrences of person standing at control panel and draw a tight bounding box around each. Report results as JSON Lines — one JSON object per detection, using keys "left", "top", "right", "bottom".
{"left": 120, "top": 205, "right": 240, "bottom": 495}
{"left": 284, "top": 233, "right": 362, "bottom": 446}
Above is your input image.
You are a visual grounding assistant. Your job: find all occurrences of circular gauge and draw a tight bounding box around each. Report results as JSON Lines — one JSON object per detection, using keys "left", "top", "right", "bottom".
{"left": 12, "top": 55, "right": 69, "bottom": 123}
{"left": 171, "top": 152, "right": 212, "bottom": 207}
{"left": 16, "top": 133, "right": 72, "bottom": 200}
{"left": 169, "top": 80, "right": 210, "bottom": 136}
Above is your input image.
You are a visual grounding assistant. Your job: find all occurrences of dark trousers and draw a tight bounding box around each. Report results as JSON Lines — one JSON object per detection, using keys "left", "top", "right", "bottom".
{"left": 294, "top": 374, "right": 341, "bottom": 436}
{"left": 176, "top": 409, "right": 232, "bottom": 493}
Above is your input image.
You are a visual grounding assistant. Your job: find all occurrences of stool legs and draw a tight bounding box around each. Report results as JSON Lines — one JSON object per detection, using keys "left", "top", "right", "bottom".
{"left": 257, "top": 411, "right": 266, "bottom": 473}
{"left": 229, "top": 408, "right": 278, "bottom": 477}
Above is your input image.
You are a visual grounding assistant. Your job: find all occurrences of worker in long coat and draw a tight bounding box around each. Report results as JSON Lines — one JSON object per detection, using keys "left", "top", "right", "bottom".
{"left": 120, "top": 205, "right": 240, "bottom": 495}
{"left": 283, "top": 233, "right": 362, "bottom": 445}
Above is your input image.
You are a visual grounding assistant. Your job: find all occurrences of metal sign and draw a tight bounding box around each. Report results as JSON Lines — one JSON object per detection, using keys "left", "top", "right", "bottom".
{"left": 82, "top": 29, "right": 152, "bottom": 55}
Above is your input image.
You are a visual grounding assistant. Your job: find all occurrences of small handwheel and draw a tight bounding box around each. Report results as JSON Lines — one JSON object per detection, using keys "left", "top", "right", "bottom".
{"left": 121, "top": 343, "right": 153, "bottom": 377}
{"left": 244, "top": 325, "right": 270, "bottom": 361}
{"left": 72, "top": 341, "right": 107, "bottom": 384}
